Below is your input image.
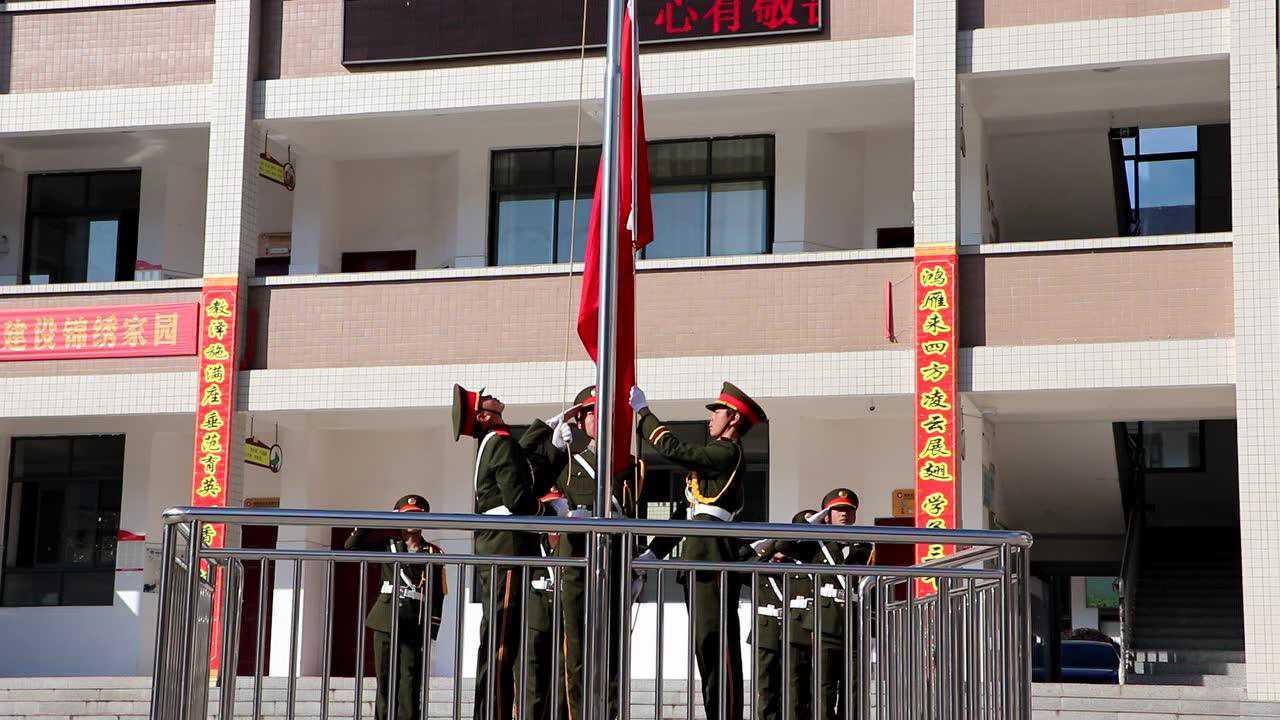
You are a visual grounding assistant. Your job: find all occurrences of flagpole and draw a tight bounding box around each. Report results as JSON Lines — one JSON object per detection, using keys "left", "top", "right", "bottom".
{"left": 589, "top": 0, "right": 626, "bottom": 717}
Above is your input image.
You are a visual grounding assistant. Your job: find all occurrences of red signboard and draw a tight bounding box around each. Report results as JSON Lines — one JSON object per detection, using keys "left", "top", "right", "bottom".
{"left": 189, "top": 278, "right": 240, "bottom": 674}
{"left": 913, "top": 250, "right": 959, "bottom": 596}
{"left": 342, "top": 0, "right": 824, "bottom": 64}
{"left": 0, "top": 303, "right": 198, "bottom": 361}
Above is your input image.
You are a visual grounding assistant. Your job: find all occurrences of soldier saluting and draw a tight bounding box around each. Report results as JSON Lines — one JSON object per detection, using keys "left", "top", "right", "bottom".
{"left": 344, "top": 495, "right": 448, "bottom": 720}
{"left": 808, "top": 488, "right": 875, "bottom": 720}
{"left": 629, "top": 381, "right": 768, "bottom": 720}
{"left": 520, "top": 385, "right": 635, "bottom": 720}
{"left": 452, "top": 384, "right": 545, "bottom": 720}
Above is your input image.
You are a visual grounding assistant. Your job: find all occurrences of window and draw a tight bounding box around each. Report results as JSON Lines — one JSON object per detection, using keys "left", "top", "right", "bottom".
{"left": 1126, "top": 421, "right": 1204, "bottom": 472}
{"left": 2, "top": 436, "right": 125, "bottom": 606}
{"left": 490, "top": 136, "right": 774, "bottom": 265}
{"left": 1112, "top": 127, "right": 1199, "bottom": 237}
{"left": 23, "top": 171, "right": 141, "bottom": 284}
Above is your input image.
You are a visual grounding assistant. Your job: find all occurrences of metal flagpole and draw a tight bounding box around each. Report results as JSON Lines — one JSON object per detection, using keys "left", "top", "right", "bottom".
{"left": 589, "top": 0, "right": 626, "bottom": 718}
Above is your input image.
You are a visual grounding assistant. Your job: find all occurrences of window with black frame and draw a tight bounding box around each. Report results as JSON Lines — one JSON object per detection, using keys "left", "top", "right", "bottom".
{"left": 490, "top": 136, "right": 774, "bottom": 265}
{"left": 23, "top": 170, "right": 141, "bottom": 284}
{"left": 1109, "top": 125, "right": 1231, "bottom": 237}
{"left": 2, "top": 436, "right": 125, "bottom": 607}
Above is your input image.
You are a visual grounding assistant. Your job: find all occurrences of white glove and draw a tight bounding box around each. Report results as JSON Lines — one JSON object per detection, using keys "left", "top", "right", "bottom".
{"left": 568, "top": 508, "right": 593, "bottom": 519}
{"left": 551, "top": 421, "right": 574, "bottom": 450}
{"left": 636, "top": 548, "right": 656, "bottom": 562}
{"left": 545, "top": 498, "right": 571, "bottom": 517}
{"left": 629, "top": 386, "right": 648, "bottom": 413}
{"left": 544, "top": 413, "right": 563, "bottom": 430}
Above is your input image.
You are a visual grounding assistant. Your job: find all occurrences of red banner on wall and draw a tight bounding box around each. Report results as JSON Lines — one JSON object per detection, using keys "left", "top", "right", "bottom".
{"left": 0, "top": 303, "right": 198, "bottom": 361}
{"left": 189, "top": 278, "right": 240, "bottom": 674}
{"left": 914, "top": 250, "right": 959, "bottom": 596}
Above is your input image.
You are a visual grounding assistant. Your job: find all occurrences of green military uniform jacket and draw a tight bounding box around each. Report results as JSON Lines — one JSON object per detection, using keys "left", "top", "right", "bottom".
{"left": 804, "top": 539, "right": 874, "bottom": 641}
{"left": 472, "top": 427, "right": 544, "bottom": 558}
{"left": 344, "top": 529, "right": 449, "bottom": 639}
{"left": 637, "top": 409, "right": 745, "bottom": 561}
{"left": 520, "top": 420, "right": 635, "bottom": 554}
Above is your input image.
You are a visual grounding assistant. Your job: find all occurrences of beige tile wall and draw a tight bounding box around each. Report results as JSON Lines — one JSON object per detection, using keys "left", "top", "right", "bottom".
{"left": 250, "top": 245, "right": 1235, "bottom": 370}
{"left": 249, "top": 259, "right": 917, "bottom": 368}
{"left": 0, "top": 289, "right": 201, "bottom": 376}
{"left": 959, "top": 0, "right": 1227, "bottom": 30}
{"left": 0, "top": 3, "right": 213, "bottom": 93}
{"left": 260, "top": 0, "right": 912, "bottom": 80}
{"left": 961, "top": 244, "right": 1234, "bottom": 346}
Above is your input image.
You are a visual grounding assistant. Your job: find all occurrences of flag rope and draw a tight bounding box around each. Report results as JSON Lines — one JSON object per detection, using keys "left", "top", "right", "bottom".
{"left": 559, "top": 0, "right": 593, "bottom": 416}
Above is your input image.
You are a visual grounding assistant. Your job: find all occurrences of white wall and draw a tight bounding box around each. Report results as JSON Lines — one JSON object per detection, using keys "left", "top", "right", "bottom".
{"left": 337, "top": 156, "right": 455, "bottom": 270}
{"left": 987, "top": 129, "right": 1117, "bottom": 242}
{"left": 993, "top": 421, "right": 1123, "bottom": 535}
{"left": 861, "top": 129, "right": 914, "bottom": 245}
{"left": 0, "top": 416, "right": 193, "bottom": 677}
{"left": 0, "top": 164, "right": 22, "bottom": 281}
{"left": 803, "top": 131, "right": 866, "bottom": 251}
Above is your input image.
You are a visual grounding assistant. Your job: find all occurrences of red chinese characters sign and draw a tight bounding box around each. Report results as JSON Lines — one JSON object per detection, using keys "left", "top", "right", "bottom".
{"left": 913, "top": 250, "right": 958, "bottom": 596}
{"left": 0, "top": 303, "right": 197, "bottom": 361}
{"left": 189, "top": 278, "right": 240, "bottom": 673}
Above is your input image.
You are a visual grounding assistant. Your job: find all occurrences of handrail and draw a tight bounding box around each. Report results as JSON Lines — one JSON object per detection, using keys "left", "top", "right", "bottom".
{"left": 161, "top": 506, "right": 1034, "bottom": 547}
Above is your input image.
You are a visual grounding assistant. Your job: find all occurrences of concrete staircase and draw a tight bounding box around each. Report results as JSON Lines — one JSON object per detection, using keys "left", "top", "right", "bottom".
{"left": 4, "top": 677, "right": 1280, "bottom": 720}
{"left": 1130, "top": 526, "right": 1246, "bottom": 688}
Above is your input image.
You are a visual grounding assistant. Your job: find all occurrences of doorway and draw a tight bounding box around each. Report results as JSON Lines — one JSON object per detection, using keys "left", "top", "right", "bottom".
{"left": 236, "top": 525, "right": 279, "bottom": 677}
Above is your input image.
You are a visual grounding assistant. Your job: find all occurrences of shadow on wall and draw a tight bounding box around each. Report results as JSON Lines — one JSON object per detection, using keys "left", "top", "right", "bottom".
{"left": 957, "top": 0, "right": 984, "bottom": 30}
{"left": 257, "top": 0, "right": 283, "bottom": 80}
{"left": 0, "top": 15, "right": 11, "bottom": 93}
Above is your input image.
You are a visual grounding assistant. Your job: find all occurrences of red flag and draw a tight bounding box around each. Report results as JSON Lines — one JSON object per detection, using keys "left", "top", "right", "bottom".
{"left": 577, "top": 0, "right": 652, "bottom": 481}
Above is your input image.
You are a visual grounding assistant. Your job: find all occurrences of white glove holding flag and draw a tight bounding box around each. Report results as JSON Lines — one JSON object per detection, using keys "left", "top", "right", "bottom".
{"left": 551, "top": 421, "right": 574, "bottom": 450}
{"left": 545, "top": 497, "right": 571, "bottom": 517}
{"left": 629, "top": 386, "right": 648, "bottom": 413}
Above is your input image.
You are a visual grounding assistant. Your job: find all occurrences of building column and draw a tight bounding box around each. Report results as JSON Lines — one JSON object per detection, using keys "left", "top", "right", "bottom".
{"left": 199, "top": 0, "right": 260, "bottom": 548}
{"left": 912, "top": 0, "right": 958, "bottom": 247}
{"left": 957, "top": 82, "right": 989, "bottom": 247}
{"left": 453, "top": 143, "right": 490, "bottom": 267}
{"left": 958, "top": 397, "right": 993, "bottom": 531}
{"left": 1229, "top": 0, "right": 1280, "bottom": 701}
{"left": 269, "top": 421, "right": 330, "bottom": 676}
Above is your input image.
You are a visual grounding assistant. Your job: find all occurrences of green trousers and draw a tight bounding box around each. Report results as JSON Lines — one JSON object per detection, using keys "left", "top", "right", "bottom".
{"left": 372, "top": 630, "right": 424, "bottom": 720}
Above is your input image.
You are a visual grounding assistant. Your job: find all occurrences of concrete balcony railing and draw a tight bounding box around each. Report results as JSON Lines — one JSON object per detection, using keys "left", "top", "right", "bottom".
{"left": 245, "top": 235, "right": 1235, "bottom": 371}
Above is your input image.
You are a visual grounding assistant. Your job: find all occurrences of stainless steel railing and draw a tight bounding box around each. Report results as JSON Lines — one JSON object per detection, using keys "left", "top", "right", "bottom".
{"left": 149, "top": 507, "right": 1033, "bottom": 720}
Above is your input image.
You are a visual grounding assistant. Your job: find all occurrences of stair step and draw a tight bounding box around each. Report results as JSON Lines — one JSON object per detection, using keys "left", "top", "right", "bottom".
{"left": 1134, "top": 637, "right": 1245, "bottom": 651}
{"left": 1137, "top": 660, "right": 1247, "bottom": 677}
{"left": 1126, "top": 672, "right": 1245, "bottom": 688}
{"left": 1132, "top": 649, "right": 1245, "bottom": 664}
{"left": 1136, "top": 609, "right": 1244, "bottom": 622}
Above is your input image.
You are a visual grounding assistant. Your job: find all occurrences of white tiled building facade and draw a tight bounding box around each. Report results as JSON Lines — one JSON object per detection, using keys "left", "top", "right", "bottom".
{"left": 0, "top": 0, "right": 1276, "bottom": 707}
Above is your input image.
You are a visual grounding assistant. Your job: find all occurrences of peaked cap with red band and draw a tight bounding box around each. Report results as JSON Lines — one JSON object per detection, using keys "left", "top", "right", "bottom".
{"left": 821, "top": 487, "right": 859, "bottom": 511}
{"left": 705, "top": 381, "right": 768, "bottom": 427}
{"left": 451, "top": 384, "right": 485, "bottom": 441}
{"left": 394, "top": 494, "right": 430, "bottom": 512}
{"left": 573, "top": 385, "right": 597, "bottom": 410}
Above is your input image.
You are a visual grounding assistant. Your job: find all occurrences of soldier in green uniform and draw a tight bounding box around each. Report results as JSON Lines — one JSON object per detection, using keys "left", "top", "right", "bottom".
{"left": 749, "top": 510, "right": 818, "bottom": 720}
{"left": 629, "top": 381, "right": 768, "bottom": 720}
{"left": 808, "top": 489, "right": 875, "bottom": 720}
{"left": 344, "top": 495, "right": 449, "bottom": 720}
{"left": 520, "top": 386, "right": 635, "bottom": 720}
{"left": 521, "top": 499, "right": 568, "bottom": 720}
{"left": 452, "top": 384, "right": 546, "bottom": 720}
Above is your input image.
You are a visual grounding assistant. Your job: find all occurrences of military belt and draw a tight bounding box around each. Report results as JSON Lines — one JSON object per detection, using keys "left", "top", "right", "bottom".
{"left": 820, "top": 583, "right": 847, "bottom": 603}
{"left": 531, "top": 577, "right": 555, "bottom": 592}
{"left": 756, "top": 605, "right": 782, "bottom": 618}
{"left": 380, "top": 582, "right": 423, "bottom": 601}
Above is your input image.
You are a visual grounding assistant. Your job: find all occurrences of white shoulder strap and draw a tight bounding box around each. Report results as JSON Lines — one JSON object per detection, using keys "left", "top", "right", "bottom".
{"left": 472, "top": 431, "right": 499, "bottom": 489}
{"left": 573, "top": 453, "right": 596, "bottom": 479}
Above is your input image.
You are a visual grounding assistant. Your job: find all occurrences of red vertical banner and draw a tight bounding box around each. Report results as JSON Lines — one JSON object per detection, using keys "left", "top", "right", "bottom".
{"left": 913, "top": 249, "right": 959, "bottom": 597}
{"left": 189, "top": 276, "right": 240, "bottom": 675}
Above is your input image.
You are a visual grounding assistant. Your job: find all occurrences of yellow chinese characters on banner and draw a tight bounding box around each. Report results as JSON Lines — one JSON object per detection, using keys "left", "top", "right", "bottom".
{"left": 188, "top": 277, "right": 239, "bottom": 674}
{"left": 914, "top": 250, "right": 958, "bottom": 597}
